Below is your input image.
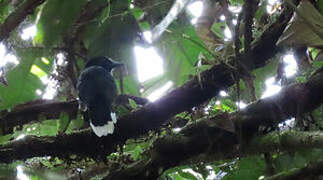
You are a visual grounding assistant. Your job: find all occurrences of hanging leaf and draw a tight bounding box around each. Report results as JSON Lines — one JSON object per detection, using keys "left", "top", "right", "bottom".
{"left": 276, "top": 0, "right": 323, "bottom": 48}
{"left": 128, "top": 98, "right": 138, "bottom": 109}
{"left": 132, "top": 145, "right": 143, "bottom": 160}
{"left": 57, "top": 112, "right": 70, "bottom": 133}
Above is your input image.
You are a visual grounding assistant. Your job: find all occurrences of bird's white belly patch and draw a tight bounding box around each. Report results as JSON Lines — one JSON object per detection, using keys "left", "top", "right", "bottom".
{"left": 90, "top": 112, "right": 117, "bottom": 137}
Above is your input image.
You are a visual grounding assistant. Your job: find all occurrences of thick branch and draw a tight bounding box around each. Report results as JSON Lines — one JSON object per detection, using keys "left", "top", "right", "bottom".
{"left": 105, "top": 131, "right": 323, "bottom": 180}
{"left": 248, "top": 131, "right": 323, "bottom": 155}
{"left": 266, "top": 159, "right": 323, "bottom": 180}
{"left": 0, "top": 0, "right": 46, "bottom": 41}
{"left": 104, "top": 69, "right": 323, "bottom": 179}
{"left": 0, "top": 94, "right": 148, "bottom": 134}
{"left": 0, "top": 100, "right": 78, "bottom": 134}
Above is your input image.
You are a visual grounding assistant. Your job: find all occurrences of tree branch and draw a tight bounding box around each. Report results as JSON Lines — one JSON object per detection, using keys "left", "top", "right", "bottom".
{"left": 266, "top": 159, "right": 323, "bottom": 180}
{"left": 248, "top": 131, "right": 323, "bottom": 155}
{"left": 104, "top": 130, "right": 323, "bottom": 180}
{"left": 0, "top": 100, "right": 78, "bottom": 134}
{"left": 103, "top": 69, "right": 323, "bottom": 179}
{"left": 0, "top": 94, "right": 148, "bottom": 134}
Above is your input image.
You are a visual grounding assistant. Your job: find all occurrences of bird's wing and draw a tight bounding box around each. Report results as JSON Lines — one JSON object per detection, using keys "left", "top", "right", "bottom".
{"left": 77, "top": 66, "right": 117, "bottom": 106}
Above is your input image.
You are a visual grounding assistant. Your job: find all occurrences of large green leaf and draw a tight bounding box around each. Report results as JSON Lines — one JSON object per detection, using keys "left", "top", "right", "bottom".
{"left": 156, "top": 23, "right": 211, "bottom": 87}
{"left": 34, "top": 0, "right": 87, "bottom": 46}
{"left": 0, "top": 49, "right": 53, "bottom": 110}
{"left": 223, "top": 156, "right": 265, "bottom": 180}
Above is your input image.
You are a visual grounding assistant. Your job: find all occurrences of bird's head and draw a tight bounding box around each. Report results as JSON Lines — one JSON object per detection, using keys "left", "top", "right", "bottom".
{"left": 85, "top": 56, "right": 123, "bottom": 72}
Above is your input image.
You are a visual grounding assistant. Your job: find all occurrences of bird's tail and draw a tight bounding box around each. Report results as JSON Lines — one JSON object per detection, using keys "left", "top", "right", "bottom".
{"left": 88, "top": 101, "right": 117, "bottom": 137}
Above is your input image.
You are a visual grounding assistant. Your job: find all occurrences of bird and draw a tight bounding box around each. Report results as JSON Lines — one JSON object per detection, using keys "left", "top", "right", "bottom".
{"left": 77, "top": 56, "right": 123, "bottom": 137}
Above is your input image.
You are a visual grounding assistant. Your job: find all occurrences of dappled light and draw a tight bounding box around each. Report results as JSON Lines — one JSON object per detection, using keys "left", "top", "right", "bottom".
{"left": 42, "top": 76, "right": 57, "bottom": 100}
{"left": 228, "top": 6, "right": 242, "bottom": 13}
{"left": 16, "top": 165, "right": 29, "bottom": 180}
{"left": 21, "top": 25, "right": 37, "bottom": 41}
{"left": 35, "top": 89, "right": 42, "bottom": 96}
{"left": 187, "top": 0, "right": 203, "bottom": 24}
{"left": 134, "top": 46, "right": 164, "bottom": 83}
{"left": 0, "top": 43, "right": 19, "bottom": 67}
{"left": 143, "top": 31, "right": 152, "bottom": 44}
{"left": 224, "top": 26, "right": 232, "bottom": 40}
{"left": 279, "top": 117, "right": 295, "bottom": 130}
{"left": 261, "top": 54, "right": 298, "bottom": 98}
{"left": 283, "top": 54, "right": 298, "bottom": 77}
{"left": 40, "top": 53, "right": 66, "bottom": 99}
{"left": 15, "top": 134, "right": 26, "bottom": 141}
{"left": 236, "top": 101, "right": 247, "bottom": 109}
{"left": 261, "top": 77, "right": 282, "bottom": 98}
{"left": 147, "top": 81, "right": 173, "bottom": 101}
{"left": 267, "top": 0, "right": 281, "bottom": 14}
{"left": 219, "top": 90, "right": 228, "bottom": 97}
{"left": 172, "top": 127, "right": 182, "bottom": 133}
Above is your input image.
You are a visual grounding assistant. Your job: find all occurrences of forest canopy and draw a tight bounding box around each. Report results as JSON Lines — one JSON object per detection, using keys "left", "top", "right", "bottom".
{"left": 0, "top": 0, "right": 323, "bottom": 179}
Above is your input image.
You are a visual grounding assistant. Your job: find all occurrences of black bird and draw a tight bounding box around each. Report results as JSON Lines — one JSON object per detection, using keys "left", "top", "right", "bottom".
{"left": 77, "top": 57, "right": 123, "bottom": 137}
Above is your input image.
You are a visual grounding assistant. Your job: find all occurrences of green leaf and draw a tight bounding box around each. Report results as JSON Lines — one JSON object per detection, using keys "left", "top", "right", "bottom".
{"left": 296, "top": 76, "right": 307, "bottom": 83}
{"left": 30, "top": 176, "right": 39, "bottom": 180}
{"left": 173, "top": 173, "right": 185, "bottom": 180}
{"left": 313, "top": 61, "right": 323, "bottom": 68}
{"left": 255, "top": 2, "right": 266, "bottom": 22}
{"left": 35, "top": 0, "right": 87, "bottom": 46}
{"left": 133, "top": 145, "right": 143, "bottom": 160}
{"left": 177, "top": 169, "right": 198, "bottom": 180}
{"left": 220, "top": 99, "right": 236, "bottom": 112}
{"left": 0, "top": 48, "right": 53, "bottom": 110}
{"left": 71, "top": 111, "right": 84, "bottom": 130}
{"left": 223, "top": 156, "right": 265, "bottom": 180}
{"left": 0, "top": 0, "right": 10, "bottom": 23}
{"left": 0, "top": 134, "right": 12, "bottom": 144}
{"left": 211, "top": 22, "right": 226, "bottom": 40}
{"left": 29, "top": 120, "right": 59, "bottom": 136}
{"left": 57, "top": 112, "right": 70, "bottom": 133}
{"left": 230, "top": 0, "right": 243, "bottom": 6}
{"left": 131, "top": 7, "right": 144, "bottom": 20}
{"left": 128, "top": 98, "right": 138, "bottom": 109}
{"left": 155, "top": 23, "right": 211, "bottom": 88}
{"left": 116, "top": 105, "right": 130, "bottom": 117}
